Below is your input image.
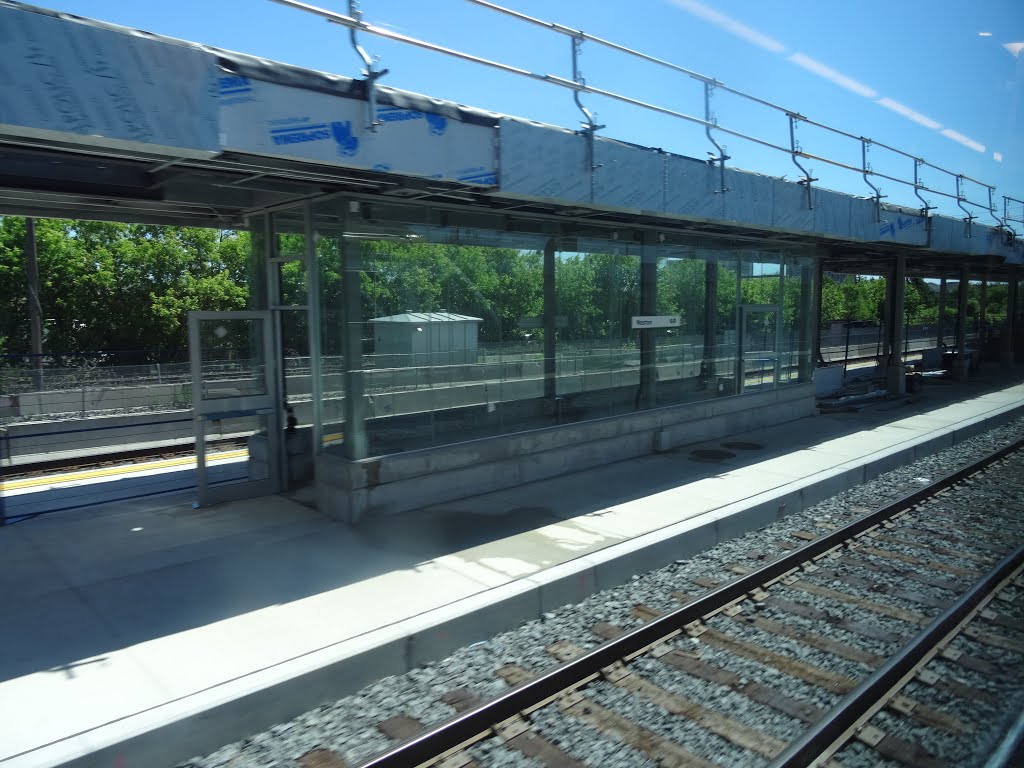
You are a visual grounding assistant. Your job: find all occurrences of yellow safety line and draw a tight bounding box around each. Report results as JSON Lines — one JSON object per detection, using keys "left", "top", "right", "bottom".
{"left": 1, "top": 449, "right": 248, "bottom": 491}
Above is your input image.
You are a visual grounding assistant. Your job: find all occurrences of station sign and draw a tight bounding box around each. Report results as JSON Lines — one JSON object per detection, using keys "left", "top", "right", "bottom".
{"left": 631, "top": 315, "right": 680, "bottom": 329}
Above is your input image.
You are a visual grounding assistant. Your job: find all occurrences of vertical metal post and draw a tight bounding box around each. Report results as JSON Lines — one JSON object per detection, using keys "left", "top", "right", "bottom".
{"left": 700, "top": 257, "right": 718, "bottom": 387}
{"left": 797, "top": 258, "right": 814, "bottom": 382}
{"left": 788, "top": 114, "right": 816, "bottom": 210}
{"left": 1004, "top": 268, "right": 1018, "bottom": 366}
{"left": 348, "top": 0, "right": 388, "bottom": 131}
{"left": 860, "top": 139, "right": 885, "bottom": 221}
{"left": 25, "top": 218, "right": 44, "bottom": 391}
{"left": 913, "top": 159, "right": 934, "bottom": 216}
{"left": 734, "top": 253, "right": 742, "bottom": 393}
{"left": 543, "top": 238, "right": 557, "bottom": 403}
{"left": 774, "top": 258, "right": 784, "bottom": 385}
{"left": 886, "top": 254, "right": 906, "bottom": 395}
{"left": 305, "top": 201, "right": 324, "bottom": 456}
{"left": 937, "top": 277, "right": 946, "bottom": 347}
{"left": 705, "top": 82, "right": 730, "bottom": 195}
{"left": 570, "top": 34, "right": 603, "bottom": 202}
{"left": 188, "top": 316, "right": 208, "bottom": 505}
{"left": 979, "top": 279, "right": 988, "bottom": 340}
{"left": 638, "top": 240, "right": 657, "bottom": 409}
{"left": 956, "top": 175, "right": 976, "bottom": 238}
{"left": 955, "top": 266, "right": 970, "bottom": 380}
{"left": 813, "top": 258, "right": 824, "bottom": 365}
{"left": 342, "top": 237, "right": 368, "bottom": 460}
{"left": 843, "top": 321, "right": 851, "bottom": 376}
{"left": 264, "top": 214, "right": 289, "bottom": 489}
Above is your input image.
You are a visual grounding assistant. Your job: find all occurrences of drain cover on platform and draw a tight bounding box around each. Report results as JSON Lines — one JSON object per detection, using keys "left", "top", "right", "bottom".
{"left": 689, "top": 448, "right": 736, "bottom": 462}
{"left": 722, "top": 441, "right": 763, "bottom": 451}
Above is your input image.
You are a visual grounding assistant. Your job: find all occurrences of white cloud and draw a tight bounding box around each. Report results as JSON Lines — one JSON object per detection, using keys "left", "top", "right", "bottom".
{"left": 876, "top": 97, "right": 943, "bottom": 130}
{"left": 994, "top": 151, "right": 1004, "bottom": 162}
{"left": 788, "top": 53, "right": 878, "bottom": 98}
{"left": 940, "top": 128, "right": 986, "bottom": 153}
{"left": 1003, "top": 42, "right": 1024, "bottom": 57}
{"left": 668, "top": 0, "right": 787, "bottom": 54}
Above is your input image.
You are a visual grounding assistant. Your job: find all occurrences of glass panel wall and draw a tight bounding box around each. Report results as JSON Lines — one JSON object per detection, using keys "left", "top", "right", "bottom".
{"left": 653, "top": 245, "right": 708, "bottom": 406}
{"left": 715, "top": 254, "right": 740, "bottom": 394}
{"left": 781, "top": 255, "right": 815, "bottom": 384}
{"left": 739, "top": 251, "right": 781, "bottom": 392}
{"left": 306, "top": 200, "right": 816, "bottom": 460}
{"left": 310, "top": 200, "right": 346, "bottom": 449}
{"left": 555, "top": 239, "right": 641, "bottom": 420}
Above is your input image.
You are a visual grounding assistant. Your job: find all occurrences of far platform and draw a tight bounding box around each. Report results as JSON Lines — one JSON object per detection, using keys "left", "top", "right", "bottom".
{"left": 2, "top": 369, "right": 1023, "bottom": 768}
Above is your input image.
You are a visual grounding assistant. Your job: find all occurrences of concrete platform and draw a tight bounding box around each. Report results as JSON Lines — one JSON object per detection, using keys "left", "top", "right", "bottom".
{"left": 2, "top": 372, "right": 1023, "bottom": 768}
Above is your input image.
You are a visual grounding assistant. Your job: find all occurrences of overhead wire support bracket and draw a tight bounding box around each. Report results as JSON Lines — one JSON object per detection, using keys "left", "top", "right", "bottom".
{"left": 956, "top": 175, "right": 976, "bottom": 239}
{"left": 860, "top": 138, "right": 885, "bottom": 222}
{"left": 987, "top": 186, "right": 1012, "bottom": 244}
{"left": 569, "top": 32, "right": 604, "bottom": 202}
{"left": 704, "top": 81, "right": 730, "bottom": 195}
{"left": 348, "top": 0, "right": 388, "bottom": 131}
{"left": 788, "top": 114, "right": 817, "bottom": 210}
{"left": 1004, "top": 196, "right": 1023, "bottom": 247}
{"left": 912, "top": 158, "right": 935, "bottom": 218}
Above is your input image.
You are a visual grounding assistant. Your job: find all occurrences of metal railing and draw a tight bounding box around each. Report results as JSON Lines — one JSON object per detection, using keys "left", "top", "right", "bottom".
{"left": 270, "top": 0, "right": 1020, "bottom": 237}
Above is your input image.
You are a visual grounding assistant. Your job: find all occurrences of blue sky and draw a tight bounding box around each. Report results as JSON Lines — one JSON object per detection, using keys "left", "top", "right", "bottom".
{"left": 51, "top": 0, "right": 1023, "bottom": 222}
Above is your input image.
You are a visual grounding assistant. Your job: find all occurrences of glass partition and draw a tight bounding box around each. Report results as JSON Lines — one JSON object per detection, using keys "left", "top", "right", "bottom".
{"left": 715, "top": 254, "right": 740, "bottom": 394}
{"left": 304, "top": 200, "right": 816, "bottom": 459}
{"left": 310, "top": 200, "right": 346, "bottom": 450}
{"left": 556, "top": 240, "right": 641, "bottom": 420}
{"left": 194, "top": 316, "right": 267, "bottom": 399}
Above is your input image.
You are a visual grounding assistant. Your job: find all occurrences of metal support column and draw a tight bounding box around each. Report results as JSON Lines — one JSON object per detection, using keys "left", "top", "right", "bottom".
{"left": 797, "top": 260, "right": 814, "bottom": 383}
{"left": 342, "top": 239, "right": 368, "bottom": 459}
{"left": 886, "top": 255, "right": 906, "bottom": 395}
{"left": 700, "top": 258, "right": 718, "bottom": 387}
{"left": 25, "top": 217, "right": 44, "bottom": 391}
{"left": 543, "top": 238, "right": 557, "bottom": 403}
{"left": 305, "top": 201, "right": 324, "bottom": 454}
{"left": 813, "top": 258, "right": 824, "bottom": 365}
{"left": 954, "top": 265, "right": 970, "bottom": 381}
{"left": 1004, "top": 268, "right": 1019, "bottom": 366}
{"left": 638, "top": 241, "right": 657, "bottom": 409}
{"left": 936, "top": 277, "right": 947, "bottom": 347}
{"left": 264, "top": 215, "right": 289, "bottom": 487}
{"left": 979, "top": 279, "right": 988, "bottom": 341}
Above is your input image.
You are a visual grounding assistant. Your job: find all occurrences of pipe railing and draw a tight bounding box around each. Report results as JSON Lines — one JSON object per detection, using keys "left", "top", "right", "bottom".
{"left": 269, "top": 1, "right": 1013, "bottom": 229}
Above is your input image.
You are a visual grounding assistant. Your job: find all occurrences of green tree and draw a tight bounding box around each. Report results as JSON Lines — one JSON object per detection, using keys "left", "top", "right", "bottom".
{"left": 0, "top": 217, "right": 250, "bottom": 359}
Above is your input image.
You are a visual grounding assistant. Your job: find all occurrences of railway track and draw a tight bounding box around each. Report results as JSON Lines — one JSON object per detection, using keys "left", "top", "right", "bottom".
{"left": 0, "top": 437, "right": 248, "bottom": 481}
{"left": 295, "top": 440, "right": 1024, "bottom": 768}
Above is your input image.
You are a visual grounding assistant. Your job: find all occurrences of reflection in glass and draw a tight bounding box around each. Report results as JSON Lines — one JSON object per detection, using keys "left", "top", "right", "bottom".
{"left": 197, "top": 318, "right": 267, "bottom": 399}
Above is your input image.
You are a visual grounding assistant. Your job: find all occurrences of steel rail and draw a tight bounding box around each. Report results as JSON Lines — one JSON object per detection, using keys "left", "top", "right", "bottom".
{"left": 356, "top": 437, "right": 1024, "bottom": 768}
{"left": 769, "top": 542, "right": 1024, "bottom": 767}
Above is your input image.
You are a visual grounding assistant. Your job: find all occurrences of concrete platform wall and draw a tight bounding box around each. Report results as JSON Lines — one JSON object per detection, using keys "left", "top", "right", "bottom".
{"left": 317, "top": 383, "right": 816, "bottom": 522}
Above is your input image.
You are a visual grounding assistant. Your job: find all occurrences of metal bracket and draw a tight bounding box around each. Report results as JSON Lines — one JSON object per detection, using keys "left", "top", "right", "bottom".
{"left": 788, "top": 114, "right": 817, "bottom": 209}
{"left": 913, "top": 159, "right": 935, "bottom": 218}
{"left": 570, "top": 33, "right": 604, "bottom": 201}
{"left": 956, "top": 175, "right": 976, "bottom": 238}
{"left": 1004, "top": 196, "right": 1023, "bottom": 247}
{"left": 704, "top": 81, "right": 731, "bottom": 195}
{"left": 348, "top": 0, "right": 389, "bottom": 131}
{"left": 988, "top": 187, "right": 1008, "bottom": 234}
{"left": 860, "top": 139, "right": 886, "bottom": 222}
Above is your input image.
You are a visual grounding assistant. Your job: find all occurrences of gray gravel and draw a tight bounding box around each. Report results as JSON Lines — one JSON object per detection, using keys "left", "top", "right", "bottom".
{"left": 178, "top": 414, "right": 1024, "bottom": 768}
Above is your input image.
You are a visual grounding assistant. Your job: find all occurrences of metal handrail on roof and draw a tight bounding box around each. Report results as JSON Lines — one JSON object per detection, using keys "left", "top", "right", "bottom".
{"left": 270, "top": 0, "right": 1015, "bottom": 235}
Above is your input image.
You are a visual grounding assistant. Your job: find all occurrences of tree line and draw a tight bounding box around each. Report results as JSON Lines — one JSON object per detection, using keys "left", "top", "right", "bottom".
{"left": 0, "top": 218, "right": 1011, "bottom": 363}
